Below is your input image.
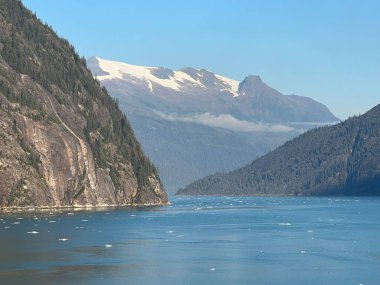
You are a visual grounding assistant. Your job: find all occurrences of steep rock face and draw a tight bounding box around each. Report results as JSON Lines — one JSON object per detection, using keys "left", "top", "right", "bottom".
{"left": 0, "top": 0, "right": 167, "bottom": 208}
{"left": 177, "top": 105, "right": 380, "bottom": 196}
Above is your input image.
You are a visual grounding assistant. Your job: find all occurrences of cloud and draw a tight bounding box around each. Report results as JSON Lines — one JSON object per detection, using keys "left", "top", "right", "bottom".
{"left": 154, "top": 111, "right": 294, "bottom": 133}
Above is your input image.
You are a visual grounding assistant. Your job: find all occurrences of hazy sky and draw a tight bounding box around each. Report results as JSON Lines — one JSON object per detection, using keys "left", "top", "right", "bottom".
{"left": 22, "top": 0, "right": 379, "bottom": 119}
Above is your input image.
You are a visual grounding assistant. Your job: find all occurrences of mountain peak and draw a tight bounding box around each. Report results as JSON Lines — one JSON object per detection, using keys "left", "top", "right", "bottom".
{"left": 245, "top": 75, "right": 263, "bottom": 83}
{"left": 89, "top": 58, "right": 240, "bottom": 96}
{"left": 239, "top": 75, "right": 263, "bottom": 87}
{"left": 238, "top": 75, "right": 267, "bottom": 95}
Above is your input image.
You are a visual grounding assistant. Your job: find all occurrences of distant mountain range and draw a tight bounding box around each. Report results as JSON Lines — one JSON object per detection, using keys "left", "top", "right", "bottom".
{"left": 177, "top": 104, "right": 380, "bottom": 196}
{"left": 88, "top": 56, "right": 338, "bottom": 193}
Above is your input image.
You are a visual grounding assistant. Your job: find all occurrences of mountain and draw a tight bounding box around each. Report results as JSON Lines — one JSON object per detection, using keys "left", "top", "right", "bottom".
{"left": 87, "top": 56, "right": 338, "bottom": 193}
{"left": 177, "top": 104, "right": 380, "bottom": 196}
{"left": 0, "top": 0, "right": 167, "bottom": 209}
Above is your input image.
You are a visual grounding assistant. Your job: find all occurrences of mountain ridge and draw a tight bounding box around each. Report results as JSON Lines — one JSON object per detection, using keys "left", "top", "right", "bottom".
{"left": 88, "top": 56, "right": 339, "bottom": 193}
{"left": 0, "top": 0, "right": 168, "bottom": 209}
{"left": 177, "top": 104, "right": 380, "bottom": 196}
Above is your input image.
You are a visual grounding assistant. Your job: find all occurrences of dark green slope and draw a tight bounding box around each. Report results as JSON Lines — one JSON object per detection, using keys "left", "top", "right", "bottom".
{"left": 0, "top": 0, "right": 167, "bottom": 207}
{"left": 177, "top": 104, "right": 380, "bottom": 196}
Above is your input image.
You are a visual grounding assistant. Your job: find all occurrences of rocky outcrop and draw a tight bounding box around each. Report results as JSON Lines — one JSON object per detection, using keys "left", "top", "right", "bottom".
{"left": 0, "top": 0, "right": 168, "bottom": 209}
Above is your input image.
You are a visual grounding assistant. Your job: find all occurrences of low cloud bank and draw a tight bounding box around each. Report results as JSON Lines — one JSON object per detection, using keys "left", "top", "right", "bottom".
{"left": 154, "top": 111, "right": 295, "bottom": 133}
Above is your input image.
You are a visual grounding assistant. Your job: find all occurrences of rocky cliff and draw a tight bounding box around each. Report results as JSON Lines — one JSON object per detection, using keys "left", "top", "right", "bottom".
{"left": 0, "top": 0, "right": 168, "bottom": 209}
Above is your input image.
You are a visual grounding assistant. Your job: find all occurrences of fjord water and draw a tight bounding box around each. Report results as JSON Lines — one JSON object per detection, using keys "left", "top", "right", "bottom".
{"left": 0, "top": 197, "right": 379, "bottom": 285}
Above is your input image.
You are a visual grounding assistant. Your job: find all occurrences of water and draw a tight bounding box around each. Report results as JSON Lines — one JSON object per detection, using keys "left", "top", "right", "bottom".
{"left": 0, "top": 196, "right": 379, "bottom": 285}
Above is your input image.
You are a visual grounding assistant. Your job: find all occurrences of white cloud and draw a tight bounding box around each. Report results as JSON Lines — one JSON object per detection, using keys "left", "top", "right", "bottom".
{"left": 154, "top": 111, "right": 294, "bottom": 133}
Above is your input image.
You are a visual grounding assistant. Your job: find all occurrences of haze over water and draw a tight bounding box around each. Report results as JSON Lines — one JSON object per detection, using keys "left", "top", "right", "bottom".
{"left": 0, "top": 196, "right": 379, "bottom": 285}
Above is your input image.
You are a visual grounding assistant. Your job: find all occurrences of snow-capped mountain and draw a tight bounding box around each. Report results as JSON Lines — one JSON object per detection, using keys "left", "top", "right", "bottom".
{"left": 89, "top": 56, "right": 240, "bottom": 96}
{"left": 87, "top": 56, "right": 338, "bottom": 193}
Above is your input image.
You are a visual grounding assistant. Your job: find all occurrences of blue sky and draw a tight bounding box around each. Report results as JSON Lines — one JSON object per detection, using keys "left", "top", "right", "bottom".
{"left": 22, "top": 0, "right": 380, "bottom": 119}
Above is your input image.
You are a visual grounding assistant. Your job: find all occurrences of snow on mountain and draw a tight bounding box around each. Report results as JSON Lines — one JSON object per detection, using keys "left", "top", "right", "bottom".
{"left": 215, "top": 74, "right": 239, "bottom": 97}
{"left": 87, "top": 56, "right": 339, "bottom": 193}
{"left": 88, "top": 56, "right": 239, "bottom": 96}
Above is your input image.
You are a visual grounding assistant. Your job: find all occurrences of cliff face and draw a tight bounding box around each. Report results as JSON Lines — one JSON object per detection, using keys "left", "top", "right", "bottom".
{"left": 177, "top": 105, "right": 380, "bottom": 196}
{"left": 0, "top": 0, "right": 168, "bottom": 208}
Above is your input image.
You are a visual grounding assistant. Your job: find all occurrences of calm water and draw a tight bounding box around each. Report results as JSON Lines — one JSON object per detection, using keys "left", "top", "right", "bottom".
{"left": 0, "top": 197, "right": 379, "bottom": 285}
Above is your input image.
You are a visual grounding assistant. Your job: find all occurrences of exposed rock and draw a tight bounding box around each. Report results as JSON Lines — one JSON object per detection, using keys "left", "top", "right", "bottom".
{"left": 0, "top": 0, "right": 168, "bottom": 209}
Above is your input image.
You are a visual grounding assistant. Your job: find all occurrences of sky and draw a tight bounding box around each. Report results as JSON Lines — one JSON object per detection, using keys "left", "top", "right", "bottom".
{"left": 22, "top": 0, "right": 380, "bottom": 120}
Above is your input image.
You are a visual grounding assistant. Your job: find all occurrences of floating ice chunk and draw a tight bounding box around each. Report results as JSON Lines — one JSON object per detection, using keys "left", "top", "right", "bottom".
{"left": 16, "top": 217, "right": 24, "bottom": 220}
{"left": 33, "top": 217, "right": 39, "bottom": 220}
{"left": 210, "top": 267, "right": 216, "bottom": 271}
{"left": 130, "top": 214, "right": 136, "bottom": 217}
{"left": 59, "top": 238, "right": 69, "bottom": 241}
{"left": 105, "top": 244, "right": 112, "bottom": 248}
{"left": 300, "top": 250, "right": 306, "bottom": 254}
{"left": 13, "top": 222, "right": 20, "bottom": 225}
{"left": 278, "top": 223, "right": 292, "bottom": 226}
{"left": 67, "top": 212, "right": 74, "bottom": 215}
{"left": 48, "top": 220, "right": 56, "bottom": 223}
{"left": 27, "top": 231, "right": 39, "bottom": 234}
{"left": 167, "top": 230, "right": 174, "bottom": 234}
{"left": 81, "top": 219, "right": 88, "bottom": 222}
{"left": 4, "top": 226, "right": 10, "bottom": 229}
{"left": 307, "top": 230, "right": 314, "bottom": 233}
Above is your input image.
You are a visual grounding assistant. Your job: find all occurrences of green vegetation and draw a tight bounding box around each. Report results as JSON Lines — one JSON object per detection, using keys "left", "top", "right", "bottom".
{"left": 178, "top": 105, "right": 380, "bottom": 196}
{"left": 109, "top": 165, "right": 121, "bottom": 191}
{"left": 73, "top": 185, "right": 85, "bottom": 199}
{"left": 12, "top": 119, "right": 41, "bottom": 171}
{"left": 7, "top": 179, "right": 33, "bottom": 206}
{"left": 0, "top": 0, "right": 160, "bottom": 190}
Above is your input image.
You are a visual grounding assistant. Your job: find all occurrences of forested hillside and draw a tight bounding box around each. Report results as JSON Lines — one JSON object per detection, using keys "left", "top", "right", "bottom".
{"left": 178, "top": 104, "right": 380, "bottom": 196}
{"left": 0, "top": 0, "right": 167, "bottom": 208}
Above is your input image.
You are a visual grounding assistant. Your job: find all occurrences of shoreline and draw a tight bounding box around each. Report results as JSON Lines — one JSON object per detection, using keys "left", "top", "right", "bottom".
{"left": 0, "top": 201, "right": 171, "bottom": 214}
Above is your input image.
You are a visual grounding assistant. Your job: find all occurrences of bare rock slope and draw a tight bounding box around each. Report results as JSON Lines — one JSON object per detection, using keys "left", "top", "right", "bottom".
{"left": 0, "top": 0, "right": 168, "bottom": 209}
